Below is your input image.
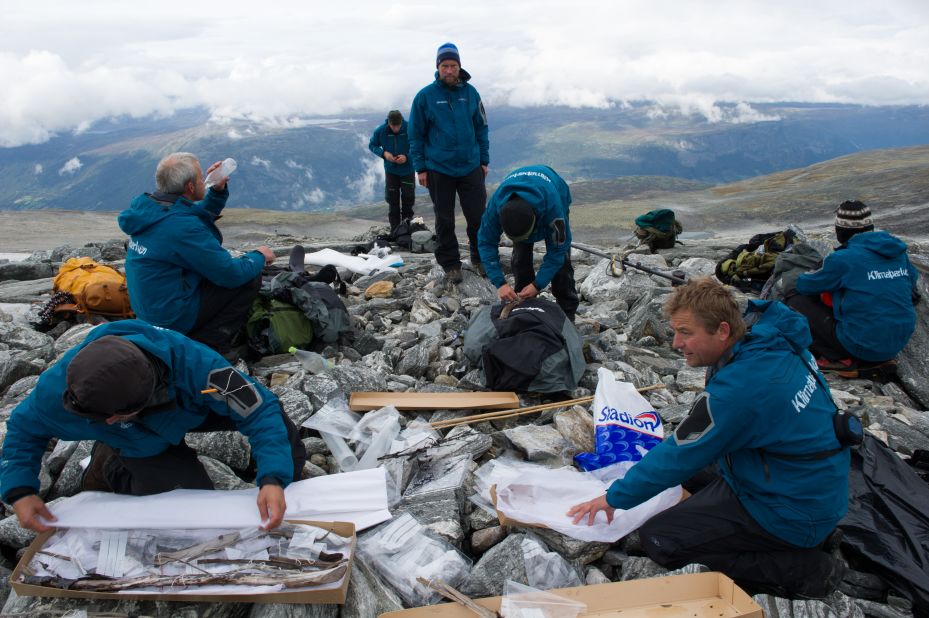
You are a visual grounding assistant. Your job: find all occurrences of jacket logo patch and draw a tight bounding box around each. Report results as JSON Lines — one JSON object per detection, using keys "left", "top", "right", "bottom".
{"left": 128, "top": 239, "right": 148, "bottom": 256}
{"left": 791, "top": 373, "right": 818, "bottom": 414}
{"left": 866, "top": 268, "right": 907, "bottom": 281}
{"left": 674, "top": 392, "right": 715, "bottom": 445}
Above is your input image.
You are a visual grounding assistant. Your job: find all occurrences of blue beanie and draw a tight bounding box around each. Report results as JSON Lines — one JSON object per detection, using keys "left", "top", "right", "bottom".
{"left": 436, "top": 42, "right": 461, "bottom": 66}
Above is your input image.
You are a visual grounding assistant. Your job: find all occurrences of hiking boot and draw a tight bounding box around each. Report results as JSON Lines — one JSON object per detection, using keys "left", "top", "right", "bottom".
{"left": 81, "top": 442, "right": 115, "bottom": 492}
{"left": 445, "top": 268, "right": 463, "bottom": 284}
{"left": 816, "top": 357, "right": 855, "bottom": 371}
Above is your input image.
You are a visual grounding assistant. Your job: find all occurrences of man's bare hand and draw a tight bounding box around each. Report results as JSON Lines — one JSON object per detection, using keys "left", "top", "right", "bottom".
{"left": 384, "top": 151, "right": 395, "bottom": 163}
{"left": 498, "top": 283, "right": 518, "bottom": 302}
{"left": 481, "top": 164, "right": 489, "bottom": 177}
{"left": 13, "top": 495, "right": 57, "bottom": 533}
{"left": 518, "top": 283, "right": 539, "bottom": 299}
{"left": 566, "top": 494, "right": 615, "bottom": 526}
{"left": 257, "top": 484, "right": 286, "bottom": 530}
{"left": 257, "top": 246, "right": 275, "bottom": 266}
{"left": 205, "top": 160, "right": 227, "bottom": 191}
{"left": 417, "top": 172, "right": 428, "bottom": 187}
{"left": 395, "top": 154, "right": 407, "bottom": 164}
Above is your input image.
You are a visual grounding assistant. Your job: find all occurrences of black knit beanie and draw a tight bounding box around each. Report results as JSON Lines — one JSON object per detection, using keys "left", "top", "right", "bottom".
{"left": 63, "top": 336, "right": 156, "bottom": 420}
{"left": 834, "top": 200, "right": 874, "bottom": 244}
{"left": 500, "top": 198, "right": 536, "bottom": 240}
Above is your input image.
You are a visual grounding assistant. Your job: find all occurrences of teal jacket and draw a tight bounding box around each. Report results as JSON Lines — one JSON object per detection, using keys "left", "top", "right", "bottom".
{"left": 118, "top": 187, "right": 265, "bottom": 333}
{"left": 409, "top": 68, "right": 489, "bottom": 177}
{"left": 796, "top": 230, "right": 918, "bottom": 362}
{"left": 477, "top": 165, "right": 572, "bottom": 290}
{"left": 606, "top": 301, "right": 849, "bottom": 547}
{"left": 0, "top": 320, "right": 295, "bottom": 503}
{"left": 368, "top": 119, "right": 414, "bottom": 176}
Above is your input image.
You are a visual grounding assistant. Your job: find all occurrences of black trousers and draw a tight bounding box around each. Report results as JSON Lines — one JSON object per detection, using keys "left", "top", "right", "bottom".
{"left": 785, "top": 293, "right": 851, "bottom": 361}
{"left": 188, "top": 275, "right": 262, "bottom": 352}
{"left": 426, "top": 167, "right": 486, "bottom": 271}
{"left": 101, "top": 407, "right": 307, "bottom": 495}
{"left": 639, "top": 474, "right": 839, "bottom": 599}
{"left": 385, "top": 172, "right": 415, "bottom": 231}
{"left": 512, "top": 242, "right": 579, "bottom": 321}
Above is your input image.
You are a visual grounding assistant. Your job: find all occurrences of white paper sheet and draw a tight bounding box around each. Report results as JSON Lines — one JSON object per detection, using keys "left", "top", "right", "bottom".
{"left": 495, "top": 462, "right": 681, "bottom": 543}
{"left": 48, "top": 468, "right": 391, "bottom": 530}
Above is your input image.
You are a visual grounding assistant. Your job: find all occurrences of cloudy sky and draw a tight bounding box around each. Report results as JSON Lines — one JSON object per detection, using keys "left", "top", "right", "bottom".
{"left": 2, "top": 0, "right": 928, "bottom": 147}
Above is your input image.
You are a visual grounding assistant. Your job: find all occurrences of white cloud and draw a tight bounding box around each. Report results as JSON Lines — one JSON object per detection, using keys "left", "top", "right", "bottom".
{"left": 250, "top": 156, "right": 271, "bottom": 170}
{"left": 1, "top": 0, "right": 928, "bottom": 146}
{"left": 33, "top": 163, "right": 43, "bottom": 174}
{"left": 58, "top": 157, "right": 82, "bottom": 175}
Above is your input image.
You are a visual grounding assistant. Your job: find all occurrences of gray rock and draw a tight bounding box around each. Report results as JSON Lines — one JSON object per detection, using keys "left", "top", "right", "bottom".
{"left": 859, "top": 406, "right": 929, "bottom": 455}
{"left": 187, "top": 431, "right": 252, "bottom": 470}
{"left": 2, "top": 589, "right": 252, "bottom": 618}
{"left": 341, "top": 560, "right": 404, "bottom": 618}
{"left": 249, "top": 603, "right": 340, "bottom": 617}
{"left": 46, "top": 440, "right": 94, "bottom": 501}
{"left": 0, "top": 323, "right": 54, "bottom": 355}
{"left": 897, "top": 277, "right": 929, "bottom": 408}
{"left": 553, "top": 405, "right": 595, "bottom": 454}
{"left": 302, "top": 437, "right": 328, "bottom": 455}
{"left": 502, "top": 425, "right": 569, "bottom": 462}
{"left": 424, "top": 425, "right": 493, "bottom": 462}
{"left": 300, "top": 374, "right": 344, "bottom": 410}
{"left": 0, "top": 351, "right": 45, "bottom": 396}
{"left": 675, "top": 366, "right": 707, "bottom": 391}
{"left": 618, "top": 555, "right": 669, "bottom": 580}
{"left": 461, "top": 532, "right": 529, "bottom": 597}
{"left": 328, "top": 364, "right": 388, "bottom": 394}
{"left": 0, "top": 261, "right": 55, "bottom": 281}
{"left": 625, "top": 288, "right": 674, "bottom": 344}
{"left": 468, "top": 507, "right": 499, "bottom": 532}
{"left": 470, "top": 525, "right": 508, "bottom": 554}
{"left": 1, "top": 375, "right": 38, "bottom": 407}
{"left": 199, "top": 455, "right": 254, "bottom": 490}
{"left": 273, "top": 386, "right": 315, "bottom": 427}
{"left": 353, "top": 331, "right": 385, "bottom": 355}
{"left": 0, "top": 565, "right": 10, "bottom": 612}
{"left": 53, "top": 322, "right": 96, "bottom": 354}
{"left": 752, "top": 591, "right": 865, "bottom": 618}
{"left": 524, "top": 527, "right": 610, "bottom": 564}
{"left": 580, "top": 255, "right": 671, "bottom": 304}
{"left": 585, "top": 565, "right": 612, "bottom": 585}
{"left": 0, "top": 278, "right": 53, "bottom": 303}
{"left": 396, "top": 337, "right": 440, "bottom": 379}
{"left": 410, "top": 298, "right": 442, "bottom": 324}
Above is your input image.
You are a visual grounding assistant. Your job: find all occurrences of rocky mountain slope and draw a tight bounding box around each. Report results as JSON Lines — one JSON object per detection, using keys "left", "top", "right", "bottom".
{"left": 0, "top": 228, "right": 927, "bottom": 617}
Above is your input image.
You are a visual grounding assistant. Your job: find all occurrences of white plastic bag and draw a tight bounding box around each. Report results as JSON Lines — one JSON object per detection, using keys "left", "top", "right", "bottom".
{"left": 500, "top": 580, "right": 586, "bottom": 618}
{"left": 575, "top": 367, "right": 664, "bottom": 471}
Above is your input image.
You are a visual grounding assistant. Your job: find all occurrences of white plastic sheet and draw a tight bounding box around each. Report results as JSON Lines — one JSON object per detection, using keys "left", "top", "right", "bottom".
{"left": 494, "top": 461, "right": 681, "bottom": 543}
{"left": 303, "top": 248, "right": 402, "bottom": 275}
{"left": 48, "top": 468, "right": 391, "bottom": 531}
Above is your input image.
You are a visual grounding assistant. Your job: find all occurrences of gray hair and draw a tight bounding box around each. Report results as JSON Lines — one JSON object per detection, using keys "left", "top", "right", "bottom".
{"left": 155, "top": 152, "right": 200, "bottom": 194}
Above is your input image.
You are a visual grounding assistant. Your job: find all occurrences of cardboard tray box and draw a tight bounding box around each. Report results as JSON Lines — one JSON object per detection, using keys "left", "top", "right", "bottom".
{"left": 378, "top": 572, "right": 763, "bottom": 618}
{"left": 11, "top": 520, "right": 355, "bottom": 605}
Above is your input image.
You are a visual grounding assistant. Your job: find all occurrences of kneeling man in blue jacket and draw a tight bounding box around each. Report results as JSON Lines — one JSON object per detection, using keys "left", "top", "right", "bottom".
{"left": 1, "top": 321, "right": 306, "bottom": 533}
{"left": 787, "top": 200, "right": 919, "bottom": 370}
{"left": 569, "top": 278, "right": 849, "bottom": 599}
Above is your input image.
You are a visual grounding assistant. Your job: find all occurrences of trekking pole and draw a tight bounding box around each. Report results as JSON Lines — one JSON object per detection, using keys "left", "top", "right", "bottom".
{"left": 571, "top": 242, "right": 687, "bottom": 286}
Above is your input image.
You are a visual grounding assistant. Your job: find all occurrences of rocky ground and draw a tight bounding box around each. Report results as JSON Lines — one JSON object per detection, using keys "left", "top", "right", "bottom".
{"left": 1, "top": 228, "right": 928, "bottom": 618}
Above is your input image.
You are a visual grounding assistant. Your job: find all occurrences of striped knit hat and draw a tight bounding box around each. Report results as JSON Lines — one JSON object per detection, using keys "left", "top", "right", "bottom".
{"left": 834, "top": 200, "right": 874, "bottom": 244}
{"left": 436, "top": 42, "right": 461, "bottom": 66}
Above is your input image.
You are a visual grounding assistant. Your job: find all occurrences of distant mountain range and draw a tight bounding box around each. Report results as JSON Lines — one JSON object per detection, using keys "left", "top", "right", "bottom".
{"left": 2, "top": 102, "right": 929, "bottom": 212}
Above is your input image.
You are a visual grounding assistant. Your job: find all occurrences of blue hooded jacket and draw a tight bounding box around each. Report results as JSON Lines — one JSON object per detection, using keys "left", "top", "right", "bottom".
{"left": 0, "top": 320, "right": 295, "bottom": 503}
{"left": 795, "top": 230, "right": 918, "bottom": 362}
{"left": 409, "top": 68, "right": 489, "bottom": 177}
{"left": 118, "top": 187, "right": 265, "bottom": 333}
{"left": 368, "top": 119, "right": 414, "bottom": 176}
{"left": 477, "top": 165, "right": 572, "bottom": 291}
{"left": 606, "top": 300, "right": 849, "bottom": 548}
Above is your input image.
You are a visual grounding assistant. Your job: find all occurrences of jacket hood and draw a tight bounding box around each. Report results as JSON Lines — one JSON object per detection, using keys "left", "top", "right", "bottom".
{"left": 740, "top": 299, "right": 813, "bottom": 355}
{"left": 118, "top": 193, "right": 211, "bottom": 236}
{"left": 847, "top": 230, "right": 908, "bottom": 259}
{"left": 432, "top": 67, "right": 472, "bottom": 86}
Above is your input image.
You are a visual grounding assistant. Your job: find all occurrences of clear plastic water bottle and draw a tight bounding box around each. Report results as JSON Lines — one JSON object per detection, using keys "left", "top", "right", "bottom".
{"left": 204, "top": 157, "right": 237, "bottom": 188}
{"left": 289, "top": 346, "right": 332, "bottom": 374}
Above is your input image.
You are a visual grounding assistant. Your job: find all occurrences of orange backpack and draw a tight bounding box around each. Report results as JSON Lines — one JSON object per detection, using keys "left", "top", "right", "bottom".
{"left": 52, "top": 257, "right": 134, "bottom": 321}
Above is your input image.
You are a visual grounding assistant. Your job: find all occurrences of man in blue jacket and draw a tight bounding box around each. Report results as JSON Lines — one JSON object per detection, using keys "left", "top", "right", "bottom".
{"left": 369, "top": 110, "right": 415, "bottom": 232}
{"left": 569, "top": 278, "right": 849, "bottom": 599}
{"left": 409, "top": 42, "right": 489, "bottom": 283}
{"left": 477, "top": 165, "right": 578, "bottom": 321}
{"left": 1, "top": 320, "right": 306, "bottom": 533}
{"left": 787, "top": 201, "right": 919, "bottom": 368}
{"left": 119, "top": 153, "right": 275, "bottom": 354}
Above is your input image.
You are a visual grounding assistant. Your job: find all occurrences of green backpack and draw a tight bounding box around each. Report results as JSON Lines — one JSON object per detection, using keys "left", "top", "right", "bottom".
{"left": 245, "top": 296, "right": 314, "bottom": 355}
{"left": 715, "top": 229, "right": 797, "bottom": 292}
{"left": 634, "top": 209, "right": 683, "bottom": 253}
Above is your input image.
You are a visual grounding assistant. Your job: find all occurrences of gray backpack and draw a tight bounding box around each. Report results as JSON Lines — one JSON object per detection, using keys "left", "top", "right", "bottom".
{"left": 410, "top": 229, "right": 437, "bottom": 254}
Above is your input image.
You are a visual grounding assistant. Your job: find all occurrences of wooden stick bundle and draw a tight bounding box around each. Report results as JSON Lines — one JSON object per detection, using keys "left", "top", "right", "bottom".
{"left": 429, "top": 383, "right": 664, "bottom": 430}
